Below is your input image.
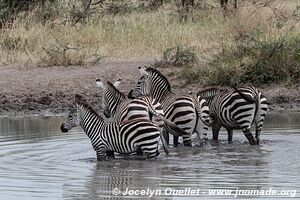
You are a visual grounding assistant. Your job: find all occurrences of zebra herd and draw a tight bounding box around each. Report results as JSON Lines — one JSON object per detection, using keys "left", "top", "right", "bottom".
{"left": 60, "top": 66, "right": 268, "bottom": 161}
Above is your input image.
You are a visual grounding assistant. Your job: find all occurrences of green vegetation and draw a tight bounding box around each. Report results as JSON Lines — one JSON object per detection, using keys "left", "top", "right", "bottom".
{"left": 181, "top": 33, "right": 300, "bottom": 85}
{"left": 0, "top": 0, "right": 299, "bottom": 84}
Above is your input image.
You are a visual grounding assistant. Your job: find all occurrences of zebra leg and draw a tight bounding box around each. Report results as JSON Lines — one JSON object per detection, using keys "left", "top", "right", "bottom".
{"left": 183, "top": 135, "right": 192, "bottom": 147}
{"left": 106, "top": 150, "right": 115, "bottom": 158}
{"left": 255, "top": 128, "right": 261, "bottom": 145}
{"left": 159, "top": 128, "right": 170, "bottom": 155}
{"left": 143, "top": 148, "right": 159, "bottom": 158}
{"left": 195, "top": 120, "right": 208, "bottom": 146}
{"left": 136, "top": 147, "right": 144, "bottom": 155}
{"left": 242, "top": 128, "right": 257, "bottom": 145}
{"left": 96, "top": 150, "right": 107, "bottom": 161}
{"left": 226, "top": 129, "right": 233, "bottom": 142}
{"left": 173, "top": 135, "right": 179, "bottom": 147}
{"left": 212, "top": 125, "right": 221, "bottom": 141}
{"left": 255, "top": 123, "right": 262, "bottom": 145}
{"left": 255, "top": 117, "right": 265, "bottom": 145}
{"left": 162, "top": 127, "right": 170, "bottom": 145}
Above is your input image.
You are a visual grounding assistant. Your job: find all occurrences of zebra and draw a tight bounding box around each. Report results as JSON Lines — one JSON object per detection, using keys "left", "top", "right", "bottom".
{"left": 95, "top": 79, "right": 191, "bottom": 153}
{"left": 128, "top": 66, "right": 212, "bottom": 147}
{"left": 197, "top": 86, "right": 268, "bottom": 145}
{"left": 96, "top": 79, "right": 164, "bottom": 125}
{"left": 60, "top": 94, "right": 162, "bottom": 160}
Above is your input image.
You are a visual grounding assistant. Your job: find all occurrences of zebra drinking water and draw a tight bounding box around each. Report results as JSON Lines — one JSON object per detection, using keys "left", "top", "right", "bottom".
{"left": 60, "top": 94, "right": 162, "bottom": 160}
{"left": 197, "top": 86, "right": 268, "bottom": 145}
{"left": 128, "top": 66, "right": 212, "bottom": 147}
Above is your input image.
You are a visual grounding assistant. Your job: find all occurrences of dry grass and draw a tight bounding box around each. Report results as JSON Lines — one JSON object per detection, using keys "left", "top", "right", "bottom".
{"left": 0, "top": 0, "right": 299, "bottom": 69}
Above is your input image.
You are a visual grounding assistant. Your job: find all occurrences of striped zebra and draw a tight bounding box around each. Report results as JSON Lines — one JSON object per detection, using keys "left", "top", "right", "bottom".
{"left": 95, "top": 79, "right": 190, "bottom": 153}
{"left": 197, "top": 86, "right": 268, "bottom": 145}
{"left": 60, "top": 94, "right": 161, "bottom": 160}
{"left": 128, "top": 66, "right": 212, "bottom": 147}
{"left": 96, "top": 79, "right": 164, "bottom": 126}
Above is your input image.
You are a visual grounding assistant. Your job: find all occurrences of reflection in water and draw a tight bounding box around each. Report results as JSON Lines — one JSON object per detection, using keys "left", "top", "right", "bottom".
{"left": 65, "top": 161, "right": 164, "bottom": 200}
{"left": 0, "top": 116, "right": 64, "bottom": 140}
{"left": 0, "top": 113, "right": 299, "bottom": 199}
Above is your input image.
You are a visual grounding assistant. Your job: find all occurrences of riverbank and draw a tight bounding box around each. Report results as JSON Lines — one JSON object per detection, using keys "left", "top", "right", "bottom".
{"left": 0, "top": 61, "right": 299, "bottom": 117}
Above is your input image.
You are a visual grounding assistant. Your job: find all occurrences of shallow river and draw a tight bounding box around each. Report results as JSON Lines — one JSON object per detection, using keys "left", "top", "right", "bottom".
{"left": 0, "top": 113, "right": 299, "bottom": 199}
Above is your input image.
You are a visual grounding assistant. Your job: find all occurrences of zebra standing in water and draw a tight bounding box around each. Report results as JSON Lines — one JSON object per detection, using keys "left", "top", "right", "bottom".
{"left": 128, "top": 66, "right": 212, "bottom": 146}
{"left": 60, "top": 94, "right": 162, "bottom": 160}
{"left": 95, "top": 79, "right": 190, "bottom": 154}
{"left": 197, "top": 86, "right": 268, "bottom": 145}
{"left": 96, "top": 79, "right": 164, "bottom": 126}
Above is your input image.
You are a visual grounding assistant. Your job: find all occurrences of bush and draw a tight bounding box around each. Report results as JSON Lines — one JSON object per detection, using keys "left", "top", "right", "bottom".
{"left": 0, "top": 0, "right": 55, "bottom": 28}
{"left": 39, "top": 38, "right": 103, "bottom": 67}
{"left": 181, "top": 34, "right": 300, "bottom": 85}
{"left": 153, "top": 45, "right": 198, "bottom": 68}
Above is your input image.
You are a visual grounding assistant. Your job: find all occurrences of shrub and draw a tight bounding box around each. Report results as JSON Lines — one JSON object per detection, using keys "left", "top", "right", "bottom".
{"left": 39, "top": 39, "right": 103, "bottom": 67}
{"left": 153, "top": 45, "right": 198, "bottom": 68}
{"left": 181, "top": 34, "right": 300, "bottom": 85}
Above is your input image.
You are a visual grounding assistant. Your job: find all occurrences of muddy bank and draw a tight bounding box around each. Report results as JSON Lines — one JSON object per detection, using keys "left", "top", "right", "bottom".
{"left": 0, "top": 61, "right": 299, "bottom": 117}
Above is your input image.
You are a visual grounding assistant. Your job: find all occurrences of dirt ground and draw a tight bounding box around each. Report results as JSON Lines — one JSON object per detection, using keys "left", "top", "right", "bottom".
{"left": 0, "top": 61, "right": 299, "bottom": 116}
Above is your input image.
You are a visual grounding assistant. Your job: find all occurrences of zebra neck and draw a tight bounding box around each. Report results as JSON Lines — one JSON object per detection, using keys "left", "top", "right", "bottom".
{"left": 205, "top": 96, "right": 215, "bottom": 107}
{"left": 109, "top": 95, "right": 125, "bottom": 116}
{"left": 151, "top": 89, "right": 173, "bottom": 104}
{"left": 80, "top": 109, "right": 105, "bottom": 139}
{"left": 105, "top": 92, "right": 125, "bottom": 116}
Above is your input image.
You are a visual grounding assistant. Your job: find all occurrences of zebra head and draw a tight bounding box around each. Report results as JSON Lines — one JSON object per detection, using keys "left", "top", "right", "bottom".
{"left": 60, "top": 103, "right": 81, "bottom": 133}
{"left": 128, "top": 66, "right": 170, "bottom": 100}
{"left": 96, "top": 78, "right": 122, "bottom": 118}
{"left": 128, "top": 76, "right": 149, "bottom": 99}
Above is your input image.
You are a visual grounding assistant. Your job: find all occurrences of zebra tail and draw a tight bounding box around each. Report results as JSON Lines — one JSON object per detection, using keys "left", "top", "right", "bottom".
{"left": 192, "top": 95, "right": 210, "bottom": 141}
{"left": 254, "top": 91, "right": 262, "bottom": 120}
{"left": 232, "top": 85, "right": 256, "bottom": 103}
{"left": 146, "top": 101, "right": 190, "bottom": 137}
{"left": 153, "top": 113, "right": 189, "bottom": 137}
{"left": 160, "top": 132, "right": 170, "bottom": 155}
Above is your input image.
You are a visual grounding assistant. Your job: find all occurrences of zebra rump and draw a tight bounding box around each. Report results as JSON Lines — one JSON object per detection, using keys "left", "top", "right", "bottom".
{"left": 197, "top": 86, "right": 268, "bottom": 145}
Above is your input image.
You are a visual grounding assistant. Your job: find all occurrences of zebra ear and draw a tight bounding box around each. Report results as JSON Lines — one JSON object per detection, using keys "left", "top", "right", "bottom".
{"left": 73, "top": 101, "right": 79, "bottom": 108}
{"left": 138, "top": 66, "right": 148, "bottom": 76}
{"left": 96, "top": 79, "right": 105, "bottom": 89}
{"left": 113, "top": 78, "right": 121, "bottom": 88}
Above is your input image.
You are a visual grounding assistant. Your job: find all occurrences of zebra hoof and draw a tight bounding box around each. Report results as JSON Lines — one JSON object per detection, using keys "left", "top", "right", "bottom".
{"left": 136, "top": 148, "right": 144, "bottom": 155}
{"left": 249, "top": 139, "right": 257, "bottom": 145}
{"left": 183, "top": 141, "right": 192, "bottom": 147}
{"left": 156, "top": 150, "right": 160, "bottom": 157}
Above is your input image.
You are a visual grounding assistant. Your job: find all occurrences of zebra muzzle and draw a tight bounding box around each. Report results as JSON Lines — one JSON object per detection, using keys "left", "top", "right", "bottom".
{"left": 60, "top": 123, "right": 69, "bottom": 133}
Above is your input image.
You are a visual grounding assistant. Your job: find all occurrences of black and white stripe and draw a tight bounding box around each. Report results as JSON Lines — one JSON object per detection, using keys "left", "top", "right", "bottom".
{"left": 128, "top": 66, "right": 211, "bottom": 146}
{"left": 96, "top": 79, "right": 164, "bottom": 129}
{"left": 60, "top": 95, "right": 161, "bottom": 160}
{"left": 197, "top": 86, "right": 268, "bottom": 145}
{"left": 95, "top": 79, "right": 192, "bottom": 153}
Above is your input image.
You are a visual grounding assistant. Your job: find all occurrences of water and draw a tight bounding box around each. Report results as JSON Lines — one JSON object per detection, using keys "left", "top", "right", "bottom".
{"left": 0, "top": 113, "right": 299, "bottom": 199}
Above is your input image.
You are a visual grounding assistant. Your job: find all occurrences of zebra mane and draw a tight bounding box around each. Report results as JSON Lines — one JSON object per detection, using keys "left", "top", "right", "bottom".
{"left": 145, "top": 67, "right": 171, "bottom": 92}
{"left": 106, "top": 81, "right": 126, "bottom": 99}
{"left": 74, "top": 94, "right": 102, "bottom": 118}
{"left": 197, "top": 87, "right": 227, "bottom": 98}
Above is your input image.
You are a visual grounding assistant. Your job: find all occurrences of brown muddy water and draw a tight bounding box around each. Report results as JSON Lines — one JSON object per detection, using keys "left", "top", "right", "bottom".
{"left": 0, "top": 113, "right": 299, "bottom": 200}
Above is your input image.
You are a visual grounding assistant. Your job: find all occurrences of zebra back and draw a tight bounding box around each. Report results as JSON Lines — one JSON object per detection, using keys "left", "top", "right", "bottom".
{"left": 197, "top": 87, "right": 229, "bottom": 106}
